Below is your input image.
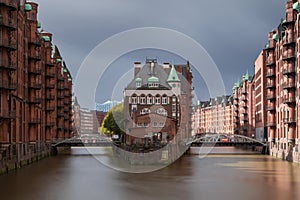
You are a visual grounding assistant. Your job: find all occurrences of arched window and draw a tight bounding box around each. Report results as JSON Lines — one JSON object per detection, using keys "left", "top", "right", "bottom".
{"left": 155, "top": 94, "right": 161, "bottom": 105}
{"left": 131, "top": 94, "right": 137, "bottom": 104}
{"left": 140, "top": 94, "right": 146, "bottom": 105}
{"left": 162, "top": 94, "right": 168, "bottom": 105}
{"left": 147, "top": 95, "right": 153, "bottom": 105}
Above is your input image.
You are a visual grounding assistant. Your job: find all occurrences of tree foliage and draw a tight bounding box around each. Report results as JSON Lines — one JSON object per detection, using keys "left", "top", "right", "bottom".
{"left": 100, "top": 103, "right": 125, "bottom": 136}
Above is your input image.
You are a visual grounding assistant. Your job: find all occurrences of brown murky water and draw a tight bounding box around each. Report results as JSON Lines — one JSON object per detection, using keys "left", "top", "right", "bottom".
{"left": 0, "top": 147, "right": 299, "bottom": 200}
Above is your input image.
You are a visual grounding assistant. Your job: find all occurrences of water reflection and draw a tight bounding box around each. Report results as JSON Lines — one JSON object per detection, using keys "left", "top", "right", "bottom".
{"left": 0, "top": 147, "right": 299, "bottom": 200}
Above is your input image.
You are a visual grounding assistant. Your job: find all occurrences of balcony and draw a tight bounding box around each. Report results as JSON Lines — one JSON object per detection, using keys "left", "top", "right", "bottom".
{"left": 282, "top": 82, "right": 295, "bottom": 90}
{"left": 57, "top": 103, "right": 64, "bottom": 108}
{"left": 267, "top": 122, "right": 276, "bottom": 127}
{"left": 45, "top": 61, "right": 55, "bottom": 67}
{"left": 28, "top": 67, "right": 42, "bottom": 75}
{"left": 282, "top": 67, "right": 296, "bottom": 75}
{"left": 28, "top": 52, "right": 41, "bottom": 61}
{"left": 0, "top": 110, "right": 16, "bottom": 119}
{"left": 45, "top": 107, "right": 55, "bottom": 112}
{"left": 284, "top": 12, "right": 295, "bottom": 24}
{"left": 0, "top": 60, "right": 17, "bottom": 70}
{"left": 57, "top": 112, "right": 64, "bottom": 117}
{"left": 57, "top": 77, "right": 64, "bottom": 81}
{"left": 0, "top": 17, "right": 17, "bottom": 29}
{"left": 29, "top": 118, "right": 41, "bottom": 124}
{"left": 0, "top": 38, "right": 17, "bottom": 49}
{"left": 0, "top": 0, "right": 18, "bottom": 8}
{"left": 45, "top": 72, "right": 55, "bottom": 78}
{"left": 283, "top": 118, "right": 296, "bottom": 124}
{"left": 242, "top": 117, "right": 249, "bottom": 122}
{"left": 28, "top": 98, "right": 42, "bottom": 104}
{"left": 45, "top": 122, "right": 55, "bottom": 127}
{"left": 266, "top": 94, "right": 276, "bottom": 100}
{"left": 28, "top": 37, "right": 41, "bottom": 46}
{"left": 282, "top": 37, "right": 296, "bottom": 46}
{"left": 282, "top": 97, "right": 296, "bottom": 104}
{"left": 266, "top": 105, "right": 276, "bottom": 111}
{"left": 0, "top": 81, "right": 17, "bottom": 90}
{"left": 266, "top": 58, "right": 275, "bottom": 66}
{"left": 282, "top": 52, "right": 295, "bottom": 60}
{"left": 241, "top": 95, "right": 247, "bottom": 101}
{"left": 266, "top": 71, "right": 276, "bottom": 78}
{"left": 46, "top": 84, "right": 55, "bottom": 89}
{"left": 241, "top": 89, "right": 247, "bottom": 94}
{"left": 57, "top": 126, "right": 64, "bottom": 131}
{"left": 29, "top": 83, "right": 42, "bottom": 90}
{"left": 266, "top": 82, "right": 276, "bottom": 89}
{"left": 46, "top": 95, "right": 55, "bottom": 100}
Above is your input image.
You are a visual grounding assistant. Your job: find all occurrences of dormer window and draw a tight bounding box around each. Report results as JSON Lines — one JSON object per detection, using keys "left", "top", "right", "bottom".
{"left": 135, "top": 77, "right": 142, "bottom": 88}
{"left": 148, "top": 76, "right": 159, "bottom": 88}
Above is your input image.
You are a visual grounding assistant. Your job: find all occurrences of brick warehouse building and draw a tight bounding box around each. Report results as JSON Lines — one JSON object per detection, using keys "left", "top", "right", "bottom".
{"left": 0, "top": 1, "right": 73, "bottom": 172}
{"left": 263, "top": 0, "right": 300, "bottom": 162}
{"left": 192, "top": 96, "right": 234, "bottom": 136}
{"left": 124, "top": 59, "right": 193, "bottom": 151}
{"left": 192, "top": 0, "right": 300, "bottom": 163}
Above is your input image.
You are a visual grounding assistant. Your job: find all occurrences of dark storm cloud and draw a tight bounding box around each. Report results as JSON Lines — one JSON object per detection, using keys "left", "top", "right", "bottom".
{"left": 34, "top": 0, "right": 286, "bottom": 105}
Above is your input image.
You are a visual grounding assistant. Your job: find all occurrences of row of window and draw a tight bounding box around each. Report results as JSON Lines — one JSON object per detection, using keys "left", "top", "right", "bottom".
{"left": 130, "top": 95, "right": 177, "bottom": 105}
{"left": 137, "top": 122, "right": 165, "bottom": 127}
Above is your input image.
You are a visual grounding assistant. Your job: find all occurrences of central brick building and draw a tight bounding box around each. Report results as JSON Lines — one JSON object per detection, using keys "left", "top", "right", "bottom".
{"left": 124, "top": 59, "right": 193, "bottom": 149}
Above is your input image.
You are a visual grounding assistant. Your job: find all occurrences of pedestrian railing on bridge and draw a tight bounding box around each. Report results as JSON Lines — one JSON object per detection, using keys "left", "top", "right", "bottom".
{"left": 52, "top": 134, "right": 112, "bottom": 147}
{"left": 187, "top": 133, "right": 267, "bottom": 147}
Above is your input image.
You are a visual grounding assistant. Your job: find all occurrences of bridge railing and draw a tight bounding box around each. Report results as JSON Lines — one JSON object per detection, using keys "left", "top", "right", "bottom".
{"left": 187, "top": 133, "right": 267, "bottom": 146}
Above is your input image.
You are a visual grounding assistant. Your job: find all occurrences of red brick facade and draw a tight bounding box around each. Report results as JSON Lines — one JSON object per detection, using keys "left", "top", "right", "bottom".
{"left": 0, "top": 1, "right": 73, "bottom": 172}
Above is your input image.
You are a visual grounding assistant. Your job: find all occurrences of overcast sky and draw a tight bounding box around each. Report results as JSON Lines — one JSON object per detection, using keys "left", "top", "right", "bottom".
{"left": 33, "top": 0, "right": 285, "bottom": 108}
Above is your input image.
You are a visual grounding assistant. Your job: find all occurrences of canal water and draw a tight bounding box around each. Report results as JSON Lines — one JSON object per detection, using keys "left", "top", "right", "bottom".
{"left": 0, "top": 147, "right": 300, "bottom": 200}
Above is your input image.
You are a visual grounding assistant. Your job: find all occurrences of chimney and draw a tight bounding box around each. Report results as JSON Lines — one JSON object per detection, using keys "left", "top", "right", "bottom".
{"left": 134, "top": 62, "right": 141, "bottom": 76}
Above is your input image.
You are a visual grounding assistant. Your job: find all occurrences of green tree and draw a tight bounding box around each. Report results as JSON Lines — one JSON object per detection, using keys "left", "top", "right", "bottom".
{"left": 100, "top": 103, "right": 125, "bottom": 136}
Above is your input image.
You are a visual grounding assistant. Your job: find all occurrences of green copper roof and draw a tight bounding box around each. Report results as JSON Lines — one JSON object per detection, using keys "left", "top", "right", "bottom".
{"left": 272, "top": 33, "right": 278, "bottom": 42}
{"left": 148, "top": 76, "right": 159, "bottom": 82}
{"left": 68, "top": 78, "right": 72, "bottom": 82}
{"left": 135, "top": 77, "right": 142, "bottom": 82}
{"left": 56, "top": 58, "right": 62, "bottom": 63}
{"left": 232, "top": 85, "right": 236, "bottom": 91}
{"left": 265, "top": 43, "right": 270, "bottom": 49}
{"left": 25, "top": 4, "right": 32, "bottom": 11}
{"left": 42, "top": 36, "right": 50, "bottom": 42}
{"left": 37, "top": 21, "right": 41, "bottom": 28}
{"left": 282, "top": 19, "right": 286, "bottom": 24}
{"left": 63, "top": 68, "right": 67, "bottom": 73}
{"left": 236, "top": 81, "right": 241, "bottom": 88}
{"left": 167, "top": 65, "right": 180, "bottom": 82}
{"left": 293, "top": 2, "right": 299, "bottom": 13}
{"left": 244, "top": 71, "right": 250, "bottom": 82}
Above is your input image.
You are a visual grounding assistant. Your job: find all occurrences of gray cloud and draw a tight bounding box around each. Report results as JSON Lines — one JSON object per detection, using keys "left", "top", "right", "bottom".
{"left": 34, "top": 0, "right": 286, "bottom": 106}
